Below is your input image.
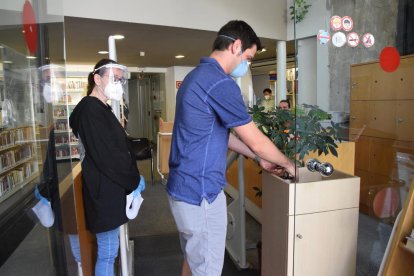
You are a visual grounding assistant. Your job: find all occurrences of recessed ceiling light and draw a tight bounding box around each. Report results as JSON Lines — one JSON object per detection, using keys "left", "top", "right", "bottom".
{"left": 98, "top": 50, "right": 109, "bottom": 54}
{"left": 260, "top": 48, "right": 267, "bottom": 53}
{"left": 175, "top": 55, "right": 185, "bottom": 59}
{"left": 112, "top": 34, "right": 124, "bottom": 40}
{"left": 3, "top": 60, "right": 13, "bottom": 64}
{"left": 26, "top": 55, "right": 36, "bottom": 59}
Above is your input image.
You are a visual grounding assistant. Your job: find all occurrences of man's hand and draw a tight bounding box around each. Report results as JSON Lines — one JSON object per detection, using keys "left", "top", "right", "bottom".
{"left": 259, "top": 159, "right": 286, "bottom": 177}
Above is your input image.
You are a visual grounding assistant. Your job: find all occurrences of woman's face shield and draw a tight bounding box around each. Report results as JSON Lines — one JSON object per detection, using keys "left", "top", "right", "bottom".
{"left": 38, "top": 64, "right": 65, "bottom": 103}
{"left": 94, "top": 63, "right": 129, "bottom": 101}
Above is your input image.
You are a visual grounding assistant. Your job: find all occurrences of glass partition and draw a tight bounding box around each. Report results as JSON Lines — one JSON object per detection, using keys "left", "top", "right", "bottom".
{"left": 254, "top": 1, "right": 414, "bottom": 275}
{"left": 0, "top": 1, "right": 79, "bottom": 275}
{"left": 291, "top": 0, "right": 414, "bottom": 275}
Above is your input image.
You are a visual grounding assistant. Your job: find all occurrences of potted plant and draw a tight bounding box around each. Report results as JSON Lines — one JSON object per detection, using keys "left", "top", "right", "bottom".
{"left": 250, "top": 103, "right": 344, "bottom": 195}
{"left": 249, "top": 104, "right": 360, "bottom": 276}
{"left": 249, "top": 103, "right": 345, "bottom": 271}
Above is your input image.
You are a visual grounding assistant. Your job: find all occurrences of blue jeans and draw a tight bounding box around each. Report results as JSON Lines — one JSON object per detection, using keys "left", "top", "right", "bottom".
{"left": 95, "top": 227, "right": 120, "bottom": 276}
{"left": 68, "top": 234, "right": 81, "bottom": 263}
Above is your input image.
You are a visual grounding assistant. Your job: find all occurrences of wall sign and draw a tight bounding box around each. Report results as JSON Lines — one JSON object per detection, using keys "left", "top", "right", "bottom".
{"left": 362, "top": 33, "right": 375, "bottom": 48}
{"left": 317, "top": 30, "right": 331, "bottom": 45}
{"left": 330, "top": 15, "right": 342, "bottom": 31}
{"left": 341, "top": 16, "right": 353, "bottom": 32}
{"left": 347, "top": 32, "right": 360, "bottom": 47}
{"left": 332, "top": 32, "right": 347, "bottom": 47}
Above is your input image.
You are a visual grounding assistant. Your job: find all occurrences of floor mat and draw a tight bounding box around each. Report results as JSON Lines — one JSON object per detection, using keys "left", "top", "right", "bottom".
{"left": 132, "top": 233, "right": 259, "bottom": 276}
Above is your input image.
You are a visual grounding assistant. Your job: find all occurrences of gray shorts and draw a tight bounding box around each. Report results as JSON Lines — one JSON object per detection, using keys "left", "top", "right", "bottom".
{"left": 168, "top": 191, "right": 227, "bottom": 276}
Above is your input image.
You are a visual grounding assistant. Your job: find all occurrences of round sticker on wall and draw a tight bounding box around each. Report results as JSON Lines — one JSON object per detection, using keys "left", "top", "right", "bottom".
{"left": 379, "top": 47, "right": 400, "bottom": 72}
{"left": 22, "top": 0, "right": 38, "bottom": 55}
{"left": 362, "top": 33, "right": 375, "bottom": 48}
{"left": 317, "top": 30, "right": 331, "bottom": 45}
{"left": 341, "top": 16, "right": 353, "bottom": 32}
{"left": 330, "top": 15, "right": 342, "bottom": 31}
{"left": 332, "top": 32, "right": 347, "bottom": 47}
{"left": 347, "top": 32, "right": 360, "bottom": 47}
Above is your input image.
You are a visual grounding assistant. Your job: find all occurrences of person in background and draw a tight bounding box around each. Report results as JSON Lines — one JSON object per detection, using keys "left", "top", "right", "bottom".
{"left": 69, "top": 58, "right": 142, "bottom": 276}
{"left": 258, "top": 88, "right": 275, "bottom": 112}
{"left": 279, "top": 99, "right": 291, "bottom": 110}
{"left": 167, "top": 20, "right": 295, "bottom": 276}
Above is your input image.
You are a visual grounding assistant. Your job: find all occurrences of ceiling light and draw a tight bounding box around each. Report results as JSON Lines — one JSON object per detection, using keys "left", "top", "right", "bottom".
{"left": 112, "top": 34, "right": 124, "bottom": 40}
{"left": 98, "top": 50, "right": 109, "bottom": 54}
{"left": 140, "top": 51, "right": 145, "bottom": 57}
{"left": 26, "top": 55, "right": 36, "bottom": 59}
{"left": 260, "top": 48, "right": 267, "bottom": 53}
{"left": 175, "top": 55, "right": 185, "bottom": 59}
{"left": 3, "top": 60, "right": 13, "bottom": 64}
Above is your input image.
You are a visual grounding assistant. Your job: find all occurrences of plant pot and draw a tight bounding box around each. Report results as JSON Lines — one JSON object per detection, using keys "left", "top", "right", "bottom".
{"left": 261, "top": 167, "right": 360, "bottom": 276}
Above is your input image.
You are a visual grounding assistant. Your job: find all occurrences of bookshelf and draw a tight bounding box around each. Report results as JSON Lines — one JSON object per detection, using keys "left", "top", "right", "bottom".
{"left": 0, "top": 45, "right": 41, "bottom": 205}
{"left": 52, "top": 76, "right": 87, "bottom": 160}
{"left": 0, "top": 127, "right": 40, "bottom": 203}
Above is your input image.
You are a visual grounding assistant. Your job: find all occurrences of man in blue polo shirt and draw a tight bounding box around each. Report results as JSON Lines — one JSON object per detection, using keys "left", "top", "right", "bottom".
{"left": 167, "top": 20, "right": 295, "bottom": 276}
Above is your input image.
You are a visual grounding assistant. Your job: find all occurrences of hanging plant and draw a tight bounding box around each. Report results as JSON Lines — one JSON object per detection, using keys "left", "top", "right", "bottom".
{"left": 289, "top": 0, "right": 312, "bottom": 23}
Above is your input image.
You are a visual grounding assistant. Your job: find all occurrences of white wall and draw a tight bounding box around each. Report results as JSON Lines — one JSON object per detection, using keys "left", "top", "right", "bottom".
{"left": 63, "top": 0, "right": 287, "bottom": 40}
{"left": 286, "top": 0, "right": 330, "bottom": 40}
{"left": 287, "top": 0, "right": 330, "bottom": 110}
{"left": 165, "top": 66, "right": 194, "bottom": 121}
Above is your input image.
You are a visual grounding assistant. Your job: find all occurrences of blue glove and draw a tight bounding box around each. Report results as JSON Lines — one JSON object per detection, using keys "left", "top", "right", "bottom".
{"left": 33, "top": 185, "right": 54, "bottom": 228}
{"left": 35, "top": 185, "right": 49, "bottom": 205}
{"left": 133, "top": 175, "right": 145, "bottom": 198}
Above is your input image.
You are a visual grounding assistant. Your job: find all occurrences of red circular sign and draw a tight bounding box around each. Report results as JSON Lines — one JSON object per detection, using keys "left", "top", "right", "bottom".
{"left": 379, "top": 47, "right": 400, "bottom": 72}
{"left": 341, "top": 16, "right": 353, "bottom": 32}
{"left": 330, "top": 16, "right": 342, "bottom": 31}
{"left": 347, "top": 32, "right": 360, "bottom": 47}
{"left": 22, "top": 0, "right": 38, "bottom": 55}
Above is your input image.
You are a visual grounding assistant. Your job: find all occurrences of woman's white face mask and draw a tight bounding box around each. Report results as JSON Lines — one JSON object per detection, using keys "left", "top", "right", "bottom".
{"left": 98, "top": 66, "right": 127, "bottom": 101}
{"left": 94, "top": 63, "right": 128, "bottom": 101}
{"left": 104, "top": 82, "right": 124, "bottom": 101}
{"left": 42, "top": 82, "right": 63, "bottom": 103}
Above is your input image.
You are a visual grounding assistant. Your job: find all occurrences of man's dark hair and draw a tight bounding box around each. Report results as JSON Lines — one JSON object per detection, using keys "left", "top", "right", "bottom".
{"left": 279, "top": 99, "right": 291, "bottom": 108}
{"left": 263, "top": 88, "right": 272, "bottom": 94}
{"left": 212, "top": 20, "right": 262, "bottom": 52}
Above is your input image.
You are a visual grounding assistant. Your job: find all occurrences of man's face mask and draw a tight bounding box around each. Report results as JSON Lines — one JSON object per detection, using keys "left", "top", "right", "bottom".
{"left": 230, "top": 46, "right": 249, "bottom": 78}
{"left": 219, "top": 34, "right": 250, "bottom": 78}
{"left": 230, "top": 58, "right": 249, "bottom": 78}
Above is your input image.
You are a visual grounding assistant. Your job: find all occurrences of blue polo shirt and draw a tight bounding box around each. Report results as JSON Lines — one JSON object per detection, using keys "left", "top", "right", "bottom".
{"left": 166, "top": 57, "right": 252, "bottom": 205}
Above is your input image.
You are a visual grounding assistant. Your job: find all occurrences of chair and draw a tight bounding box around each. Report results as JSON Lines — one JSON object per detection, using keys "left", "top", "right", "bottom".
{"left": 128, "top": 137, "right": 154, "bottom": 186}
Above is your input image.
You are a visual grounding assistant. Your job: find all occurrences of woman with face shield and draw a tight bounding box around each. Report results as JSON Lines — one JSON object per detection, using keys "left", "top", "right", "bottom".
{"left": 69, "top": 58, "right": 141, "bottom": 276}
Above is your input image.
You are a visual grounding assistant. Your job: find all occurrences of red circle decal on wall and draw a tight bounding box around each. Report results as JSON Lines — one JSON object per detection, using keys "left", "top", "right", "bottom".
{"left": 379, "top": 47, "right": 400, "bottom": 72}
{"left": 22, "top": 0, "right": 38, "bottom": 55}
